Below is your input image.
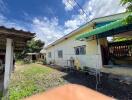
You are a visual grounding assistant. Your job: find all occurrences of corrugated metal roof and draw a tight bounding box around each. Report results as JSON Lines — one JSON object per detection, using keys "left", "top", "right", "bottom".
{"left": 76, "top": 19, "right": 127, "bottom": 40}
{"left": 76, "top": 12, "right": 132, "bottom": 40}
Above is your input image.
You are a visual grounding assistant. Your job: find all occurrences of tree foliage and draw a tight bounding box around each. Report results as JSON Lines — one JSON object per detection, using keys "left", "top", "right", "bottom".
{"left": 26, "top": 39, "right": 45, "bottom": 53}
{"left": 113, "top": 0, "right": 132, "bottom": 42}
{"left": 16, "top": 39, "right": 45, "bottom": 59}
{"left": 121, "top": 0, "right": 132, "bottom": 23}
{"left": 121, "top": 0, "right": 132, "bottom": 12}
{"left": 112, "top": 37, "right": 132, "bottom": 42}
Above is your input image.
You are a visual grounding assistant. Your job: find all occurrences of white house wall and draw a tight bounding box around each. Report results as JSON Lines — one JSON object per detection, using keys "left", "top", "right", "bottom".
{"left": 46, "top": 37, "right": 103, "bottom": 69}
{"left": 45, "top": 12, "right": 130, "bottom": 69}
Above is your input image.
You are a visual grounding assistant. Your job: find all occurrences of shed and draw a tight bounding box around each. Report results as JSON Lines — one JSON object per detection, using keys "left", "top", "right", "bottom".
{"left": 0, "top": 26, "right": 35, "bottom": 94}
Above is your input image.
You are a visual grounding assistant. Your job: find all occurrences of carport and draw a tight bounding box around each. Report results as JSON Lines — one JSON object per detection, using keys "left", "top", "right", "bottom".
{"left": 0, "top": 26, "right": 35, "bottom": 94}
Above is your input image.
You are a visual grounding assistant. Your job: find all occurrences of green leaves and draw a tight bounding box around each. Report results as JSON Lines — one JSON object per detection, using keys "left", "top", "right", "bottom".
{"left": 124, "top": 15, "right": 132, "bottom": 25}
{"left": 121, "top": 0, "right": 132, "bottom": 11}
{"left": 120, "top": 0, "right": 132, "bottom": 24}
{"left": 26, "top": 39, "right": 45, "bottom": 53}
{"left": 121, "top": 0, "right": 132, "bottom": 5}
{"left": 16, "top": 39, "right": 45, "bottom": 59}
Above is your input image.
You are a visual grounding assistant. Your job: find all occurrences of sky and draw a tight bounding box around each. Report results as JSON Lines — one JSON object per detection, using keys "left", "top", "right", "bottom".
{"left": 0, "top": 0, "right": 126, "bottom": 45}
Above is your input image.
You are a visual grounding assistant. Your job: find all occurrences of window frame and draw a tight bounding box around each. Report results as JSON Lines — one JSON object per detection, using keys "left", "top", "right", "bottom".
{"left": 58, "top": 50, "right": 63, "bottom": 58}
{"left": 74, "top": 45, "right": 86, "bottom": 55}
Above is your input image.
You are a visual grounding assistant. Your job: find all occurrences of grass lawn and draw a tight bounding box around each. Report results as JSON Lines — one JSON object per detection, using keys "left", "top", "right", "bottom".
{"left": 9, "top": 61, "right": 67, "bottom": 100}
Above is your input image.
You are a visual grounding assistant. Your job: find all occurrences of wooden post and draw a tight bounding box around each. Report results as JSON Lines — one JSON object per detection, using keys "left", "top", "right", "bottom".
{"left": 3, "top": 38, "right": 13, "bottom": 95}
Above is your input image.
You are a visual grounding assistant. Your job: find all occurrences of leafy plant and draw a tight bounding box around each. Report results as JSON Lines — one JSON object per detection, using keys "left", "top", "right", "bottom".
{"left": 121, "top": 0, "right": 132, "bottom": 12}
{"left": 121, "top": 0, "right": 132, "bottom": 24}
{"left": 16, "top": 39, "right": 45, "bottom": 59}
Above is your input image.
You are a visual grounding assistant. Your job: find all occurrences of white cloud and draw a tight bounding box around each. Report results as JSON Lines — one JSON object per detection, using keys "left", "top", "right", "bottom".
{"left": 31, "top": 17, "right": 65, "bottom": 45}
{"left": 0, "top": 0, "right": 126, "bottom": 46}
{"left": 0, "top": 15, "right": 65, "bottom": 46}
{"left": 0, "top": 16, "right": 27, "bottom": 31}
{"left": 0, "top": 0, "right": 64, "bottom": 45}
{"left": 62, "top": 0, "right": 76, "bottom": 11}
{"left": 64, "top": 0, "right": 126, "bottom": 32}
{"left": 0, "top": 0, "right": 24, "bottom": 29}
{"left": 0, "top": 13, "right": 65, "bottom": 45}
{"left": 65, "top": 13, "right": 87, "bottom": 27}
{"left": 0, "top": 15, "right": 27, "bottom": 31}
{"left": 84, "top": 0, "right": 126, "bottom": 18}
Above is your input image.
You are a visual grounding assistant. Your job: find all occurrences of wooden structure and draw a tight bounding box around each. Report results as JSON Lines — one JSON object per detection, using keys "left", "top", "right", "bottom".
{"left": 0, "top": 26, "right": 35, "bottom": 94}
{"left": 26, "top": 53, "right": 39, "bottom": 62}
{"left": 26, "top": 52, "right": 46, "bottom": 62}
{"left": 109, "top": 40, "right": 132, "bottom": 57}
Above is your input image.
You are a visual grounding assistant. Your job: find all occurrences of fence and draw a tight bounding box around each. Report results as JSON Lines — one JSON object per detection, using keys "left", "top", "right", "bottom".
{"left": 108, "top": 40, "right": 132, "bottom": 57}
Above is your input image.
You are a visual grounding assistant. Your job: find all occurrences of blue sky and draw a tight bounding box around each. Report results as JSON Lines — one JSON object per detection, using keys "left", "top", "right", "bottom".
{"left": 0, "top": 0, "right": 125, "bottom": 45}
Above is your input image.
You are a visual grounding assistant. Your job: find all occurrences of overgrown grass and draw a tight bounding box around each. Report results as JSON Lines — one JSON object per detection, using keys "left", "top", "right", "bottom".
{"left": 9, "top": 63, "right": 53, "bottom": 100}
{"left": 0, "top": 91, "right": 3, "bottom": 98}
{"left": 15, "top": 60, "right": 24, "bottom": 65}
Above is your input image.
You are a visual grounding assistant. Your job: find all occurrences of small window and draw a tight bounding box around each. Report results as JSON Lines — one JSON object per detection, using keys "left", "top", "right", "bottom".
{"left": 75, "top": 45, "right": 86, "bottom": 55}
{"left": 48, "top": 52, "right": 51, "bottom": 58}
{"left": 58, "top": 50, "right": 63, "bottom": 58}
{"left": 75, "top": 48, "right": 79, "bottom": 55}
{"left": 80, "top": 46, "right": 86, "bottom": 54}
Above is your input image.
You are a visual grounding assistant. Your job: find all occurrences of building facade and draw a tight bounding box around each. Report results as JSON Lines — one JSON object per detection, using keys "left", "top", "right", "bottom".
{"left": 45, "top": 12, "right": 130, "bottom": 69}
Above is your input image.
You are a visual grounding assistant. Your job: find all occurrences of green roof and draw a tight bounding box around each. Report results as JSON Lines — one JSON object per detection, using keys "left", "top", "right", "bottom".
{"left": 76, "top": 19, "right": 127, "bottom": 40}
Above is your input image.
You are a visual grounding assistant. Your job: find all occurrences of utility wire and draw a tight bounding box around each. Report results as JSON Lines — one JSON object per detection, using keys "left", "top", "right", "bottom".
{"left": 68, "top": 0, "right": 100, "bottom": 90}
{"left": 67, "top": 0, "right": 89, "bottom": 21}
{"left": 66, "top": 0, "right": 80, "bottom": 15}
{"left": 73, "top": 0, "right": 89, "bottom": 19}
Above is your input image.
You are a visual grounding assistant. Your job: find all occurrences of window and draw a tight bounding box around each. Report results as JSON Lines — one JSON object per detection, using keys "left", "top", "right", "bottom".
{"left": 75, "top": 45, "right": 86, "bottom": 55}
{"left": 58, "top": 50, "right": 63, "bottom": 58}
{"left": 48, "top": 52, "right": 51, "bottom": 58}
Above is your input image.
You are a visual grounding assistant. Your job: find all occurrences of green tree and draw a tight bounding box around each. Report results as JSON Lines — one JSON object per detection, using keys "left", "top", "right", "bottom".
{"left": 121, "top": 0, "right": 132, "bottom": 23}
{"left": 26, "top": 39, "right": 45, "bottom": 53}
{"left": 121, "top": 0, "right": 132, "bottom": 12}
{"left": 16, "top": 39, "right": 45, "bottom": 59}
{"left": 113, "top": 0, "right": 132, "bottom": 42}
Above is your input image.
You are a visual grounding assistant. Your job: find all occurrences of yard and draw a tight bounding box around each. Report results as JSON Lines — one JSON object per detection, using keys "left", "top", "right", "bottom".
{"left": 8, "top": 61, "right": 132, "bottom": 100}
{"left": 8, "top": 62, "right": 68, "bottom": 100}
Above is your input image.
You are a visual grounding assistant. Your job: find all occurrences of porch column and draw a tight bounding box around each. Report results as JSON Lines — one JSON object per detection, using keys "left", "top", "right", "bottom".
{"left": 4, "top": 38, "right": 13, "bottom": 93}
{"left": 96, "top": 39, "right": 103, "bottom": 69}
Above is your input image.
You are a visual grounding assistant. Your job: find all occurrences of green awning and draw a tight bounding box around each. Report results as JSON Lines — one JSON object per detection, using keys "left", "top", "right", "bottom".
{"left": 76, "top": 19, "right": 127, "bottom": 40}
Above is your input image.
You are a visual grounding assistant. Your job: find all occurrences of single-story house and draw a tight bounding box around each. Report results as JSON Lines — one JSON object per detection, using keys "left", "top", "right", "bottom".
{"left": 26, "top": 53, "right": 39, "bottom": 62}
{"left": 45, "top": 12, "right": 131, "bottom": 71}
{"left": 26, "top": 50, "right": 46, "bottom": 62}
